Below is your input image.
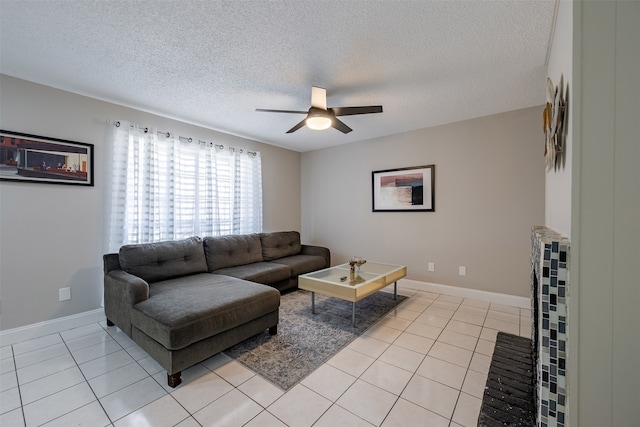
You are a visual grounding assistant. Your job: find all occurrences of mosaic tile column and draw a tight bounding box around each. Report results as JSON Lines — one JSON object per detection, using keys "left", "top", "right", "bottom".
{"left": 531, "top": 226, "right": 570, "bottom": 427}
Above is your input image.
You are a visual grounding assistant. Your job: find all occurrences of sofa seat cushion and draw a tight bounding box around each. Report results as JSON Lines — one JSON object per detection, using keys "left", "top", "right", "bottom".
{"left": 260, "top": 231, "right": 301, "bottom": 261}
{"left": 119, "top": 237, "right": 208, "bottom": 283}
{"left": 203, "top": 234, "right": 263, "bottom": 271}
{"left": 212, "top": 262, "right": 291, "bottom": 285}
{"left": 130, "top": 273, "right": 280, "bottom": 350}
{"left": 269, "top": 254, "right": 327, "bottom": 277}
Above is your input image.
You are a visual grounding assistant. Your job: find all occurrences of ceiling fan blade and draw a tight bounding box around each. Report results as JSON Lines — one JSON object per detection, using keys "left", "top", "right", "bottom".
{"left": 331, "top": 106, "right": 383, "bottom": 116}
{"left": 286, "top": 118, "right": 308, "bottom": 134}
{"left": 332, "top": 118, "right": 353, "bottom": 134}
{"left": 256, "top": 108, "right": 308, "bottom": 114}
{"left": 311, "top": 87, "right": 327, "bottom": 110}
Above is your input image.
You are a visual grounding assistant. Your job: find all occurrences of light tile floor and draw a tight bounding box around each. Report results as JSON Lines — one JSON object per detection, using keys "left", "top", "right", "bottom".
{"left": 0, "top": 284, "right": 531, "bottom": 427}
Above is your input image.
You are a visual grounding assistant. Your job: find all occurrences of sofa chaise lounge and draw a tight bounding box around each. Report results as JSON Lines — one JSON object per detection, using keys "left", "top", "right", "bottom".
{"left": 103, "top": 231, "right": 330, "bottom": 387}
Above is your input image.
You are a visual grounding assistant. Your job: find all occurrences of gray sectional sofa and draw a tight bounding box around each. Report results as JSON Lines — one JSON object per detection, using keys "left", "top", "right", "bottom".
{"left": 103, "top": 231, "right": 330, "bottom": 387}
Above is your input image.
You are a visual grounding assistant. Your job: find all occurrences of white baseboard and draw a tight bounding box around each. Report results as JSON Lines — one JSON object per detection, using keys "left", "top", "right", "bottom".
{"left": 1, "top": 280, "right": 529, "bottom": 347}
{"left": 398, "top": 279, "right": 531, "bottom": 309}
{"left": 0, "top": 308, "right": 105, "bottom": 346}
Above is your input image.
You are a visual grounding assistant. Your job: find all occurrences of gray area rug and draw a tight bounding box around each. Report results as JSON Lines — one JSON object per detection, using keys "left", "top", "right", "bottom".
{"left": 223, "top": 289, "right": 407, "bottom": 390}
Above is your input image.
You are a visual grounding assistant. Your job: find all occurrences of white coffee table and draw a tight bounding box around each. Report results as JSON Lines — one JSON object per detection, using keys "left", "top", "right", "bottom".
{"left": 298, "top": 262, "right": 407, "bottom": 327}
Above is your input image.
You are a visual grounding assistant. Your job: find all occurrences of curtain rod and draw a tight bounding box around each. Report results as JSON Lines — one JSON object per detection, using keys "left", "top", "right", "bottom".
{"left": 113, "top": 120, "right": 258, "bottom": 156}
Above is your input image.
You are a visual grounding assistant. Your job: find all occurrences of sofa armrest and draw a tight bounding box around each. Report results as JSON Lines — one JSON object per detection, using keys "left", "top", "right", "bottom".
{"left": 104, "top": 269, "right": 150, "bottom": 336}
{"left": 103, "top": 253, "right": 122, "bottom": 273}
{"left": 301, "top": 244, "right": 331, "bottom": 268}
{"left": 105, "top": 270, "right": 150, "bottom": 303}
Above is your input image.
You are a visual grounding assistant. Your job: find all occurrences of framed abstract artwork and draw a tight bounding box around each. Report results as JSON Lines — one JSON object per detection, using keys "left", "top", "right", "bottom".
{"left": 0, "top": 130, "right": 94, "bottom": 186}
{"left": 372, "top": 164, "right": 435, "bottom": 212}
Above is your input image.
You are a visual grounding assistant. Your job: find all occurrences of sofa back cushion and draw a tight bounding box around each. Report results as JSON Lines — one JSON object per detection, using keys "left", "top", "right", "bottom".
{"left": 203, "top": 234, "right": 264, "bottom": 271}
{"left": 260, "top": 231, "right": 301, "bottom": 261}
{"left": 118, "top": 237, "right": 208, "bottom": 283}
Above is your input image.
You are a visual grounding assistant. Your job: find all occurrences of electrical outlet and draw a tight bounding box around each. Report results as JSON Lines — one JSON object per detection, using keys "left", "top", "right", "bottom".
{"left": 428, "top": 262, "right": 435, "bottom": 272}
{"left": 59, "top": 287, "right": 71, "bottom": 301}
{"left": 458, "top": 266, "right": 466, "bottom": 276}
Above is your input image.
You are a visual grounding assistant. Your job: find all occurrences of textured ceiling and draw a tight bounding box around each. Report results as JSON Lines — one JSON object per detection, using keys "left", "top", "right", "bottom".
{"left": 0, "top": 1, "right": 556, "bottom": 152}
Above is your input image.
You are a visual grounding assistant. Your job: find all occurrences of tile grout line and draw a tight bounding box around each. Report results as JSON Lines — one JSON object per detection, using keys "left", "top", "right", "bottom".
{"left": 302, "top": 291, "right": 428, "bottom": 426}
{"left": 373, "top": 294, "right": 429, "bottom": 427}
{"left": 4, "top": 286, "right": 523, "bottom": 427}
{"left": 11, "top": 345, "right": 28, "bottom": 427}
{"left": 450, "top": 298, "right": 490, "bottom": 425}
{"left": 439, "top": 298, "right": 468, "bottom": 425}
{"left": 61, "top": 332, "right": 106, "bottom": 425}
{"left": 316, "top": 293, "right": 419, "bottom": 426}
{"left": 357, "top": 292, "right": 429, "bottom": 427}
{"left": 372, "top": 292, "right": 454, "bottom": 424}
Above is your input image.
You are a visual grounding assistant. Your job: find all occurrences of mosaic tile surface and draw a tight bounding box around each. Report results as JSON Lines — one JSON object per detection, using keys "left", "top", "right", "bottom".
{"left": 531, "top": 226, "right": 570, "bottom": 427}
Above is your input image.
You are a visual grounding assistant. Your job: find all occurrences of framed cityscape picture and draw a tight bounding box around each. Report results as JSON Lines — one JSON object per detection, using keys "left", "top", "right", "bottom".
{"left": 0, "top": 130, "right": 94, "bottom": 186}
{"left": 372, "top": 164, "right": 435, "bottom": 212}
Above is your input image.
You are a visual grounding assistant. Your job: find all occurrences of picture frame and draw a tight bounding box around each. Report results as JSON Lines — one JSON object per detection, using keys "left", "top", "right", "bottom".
{"left": 0, "top": 130, "right": 94, "bottom": 186}
{"left": 372, "top": 164, "right": 435, "bottom": 212}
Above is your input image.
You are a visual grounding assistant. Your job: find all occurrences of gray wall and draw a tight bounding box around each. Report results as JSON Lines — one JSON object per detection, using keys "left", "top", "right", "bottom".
{"left": 0, "top": 75, "right": 301, "bottom": 330}
{"left": 302, "top": 106, "right": 545, "bottom": 298}
{"left": 0, "top": 74, "right": 545, "bottom": 334}
{"left": 545, "top": 0, "right": 573, "bottom": 239}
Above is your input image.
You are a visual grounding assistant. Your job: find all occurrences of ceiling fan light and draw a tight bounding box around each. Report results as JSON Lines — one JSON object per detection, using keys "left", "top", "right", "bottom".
{"left": 305, "top": 109, "right": 332, "bottom": 130}
{"left": 306, "top": 116, "right": 332, "bottom": 130}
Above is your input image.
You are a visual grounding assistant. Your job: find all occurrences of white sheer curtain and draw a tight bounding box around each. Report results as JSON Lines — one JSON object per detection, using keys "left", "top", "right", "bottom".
{"left": 108, "top": 122, "right": 262, "bottom": 251}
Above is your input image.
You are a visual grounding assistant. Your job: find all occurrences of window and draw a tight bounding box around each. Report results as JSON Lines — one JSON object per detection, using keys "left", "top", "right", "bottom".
{"left": 108, "top": 123, "right": 262, "bottom": 251}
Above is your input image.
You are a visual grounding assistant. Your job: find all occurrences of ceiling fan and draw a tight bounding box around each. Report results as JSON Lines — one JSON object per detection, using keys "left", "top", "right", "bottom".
{"left": 256, "top": 86, "right": 383, "bottom": 134}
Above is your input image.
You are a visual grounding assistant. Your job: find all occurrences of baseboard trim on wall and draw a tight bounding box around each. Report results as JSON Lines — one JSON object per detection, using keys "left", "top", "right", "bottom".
{"left": 1, "top": 280, "right": 530, "bottom": 346}
{"left": 0, "top": 308, "right": 105, "bottom": 346}
{"left": 399, "top": 279, "right": 531, "bottom": 309}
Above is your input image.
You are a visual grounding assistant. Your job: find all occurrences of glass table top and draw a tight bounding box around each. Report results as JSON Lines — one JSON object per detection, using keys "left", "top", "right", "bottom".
{"left": 300, "top": 262, "right": 405, "bottom": 288}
